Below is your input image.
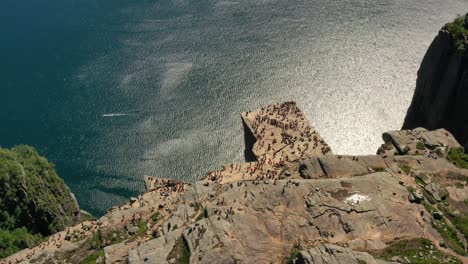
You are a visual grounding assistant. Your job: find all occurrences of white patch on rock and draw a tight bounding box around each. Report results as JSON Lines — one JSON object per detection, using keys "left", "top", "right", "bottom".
{"left": 345, "top": 193, "right": 371, "bottom": 206}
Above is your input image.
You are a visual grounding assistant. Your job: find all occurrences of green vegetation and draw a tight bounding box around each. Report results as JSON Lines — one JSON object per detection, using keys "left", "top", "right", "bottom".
{"left": 452, "top": 215, "right": 468, "bottom": 240}
{"left": 423, "top": 202, "right": 466, "bottom": 255}
{"left": 167, "top": 236, "right": 190, "bottom": 264}
{"left": 90, "top": 230, "right": 103, "bottom": 250}
{"left": 79, "top": 250, "right": 104, "bottom": 264}
{"left": 150, "top": 212, "right": 160, "bottom": 222}
{"left": 439, "top": 204, "right": 468, "bottom": 241}
{"left": 0, "top": 145, "right": 80, "bottom": 258}
{"left": 285, "top": 243, "right": 303, "bottom": 264}
{"left": 414, "top": 177, "right": 425, "bottom": 186}
{"left": 434, "top": 219, "right": 465, "bottom": 256}
{"left": 399, "top": 164, "right": 411, "bottom": 174}
{"left": 447, "top": 147, "right": 468, "bottom": 169}
{"left": 0, "top": 227, "right": 43, "bottom": 259}
{"left": 406, "top": 186, "right": 416, "bottom": 193}
{"left": 372, "top": 238, "right": 461, "bottom": 264}
{"left": 446, "top": 15, "right": 468, "bottom": 51}
{"left": 138, "top": 220, "right": 148, "bottom": 233}
{"left": 421, "top": 189, "right": 438, "bottom": 204}
{"left": 104, "top": 230, "right": 125, "bottom": 246}
{"left": 79, "top": 212, "right": 96, "bottom": 222}
{"left": 416, "top": 142, "right": 426, "bottom": 150}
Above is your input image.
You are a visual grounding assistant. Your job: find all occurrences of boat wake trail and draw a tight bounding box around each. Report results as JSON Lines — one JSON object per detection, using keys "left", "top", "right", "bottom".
{"left": 102, "top": 113, "right": 131, "bottom": 117}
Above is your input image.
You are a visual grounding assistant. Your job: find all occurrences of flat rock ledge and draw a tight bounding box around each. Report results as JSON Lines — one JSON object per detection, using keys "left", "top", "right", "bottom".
{"left": 2, "top": 102, "right": 467, "bottom": 264}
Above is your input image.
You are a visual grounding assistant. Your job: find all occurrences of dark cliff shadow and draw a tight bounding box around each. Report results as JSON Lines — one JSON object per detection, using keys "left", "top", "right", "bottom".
{"left": 242, "top": 118, "right": 257, "bottom": 162}
{"left": 402, "top": 30, "right": 452, "bottom": 129}
{"left": 402, "top": 28, "right": 468, "bottom": 149}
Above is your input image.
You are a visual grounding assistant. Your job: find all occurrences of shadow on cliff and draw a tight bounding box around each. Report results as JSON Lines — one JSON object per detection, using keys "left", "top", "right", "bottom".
{"left": 403, "top": 25, "right": 468, "bottom": 149}
{"left": 242, "top": 118, "right": 257, "bottom": 162}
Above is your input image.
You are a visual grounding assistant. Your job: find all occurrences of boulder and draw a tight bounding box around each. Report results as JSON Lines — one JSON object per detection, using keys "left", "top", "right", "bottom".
{"left": 380, "top": 128, "right": 460, "bottom": 157}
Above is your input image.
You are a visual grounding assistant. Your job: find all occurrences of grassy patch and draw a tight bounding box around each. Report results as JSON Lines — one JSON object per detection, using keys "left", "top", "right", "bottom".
{"left": 416, "top": 142, "right": 426, "bottom": 151}
{"left": 399, "top": 164, "right": 411, "bottom": 174}
{"left": 424, "top": 202, "right": 466, "bottom": 255}
{"left": 125, "top": 220, "right": 149, "bottom": 244}
{"left": 422, "top": 189, "right": 438, "bottom": 204}
{"left": 435, "top": 220, "right": 466, "bottom": 256}
{"left": 371, "top": 238, "right": 461, "bottom": 264}
{"left": 150, "top": 212, "right": 160, "bottom": 222}
{"left": 79, "top": 250, "right": 104, "bottom": 264}
{"left": 104, "top": 230, "right": 125, "bottom": 246}
{"left": 447, "top": 147, "right": 468, "bottom": 169}
{"left": 414, "top": 177, "right": 425, "bottom": 186}
{"left": 138, "top": 221, "right": 148, "bottom": 233}
{"left": 446, "top": 15, "right": 468, "bottom": 51}
{"left": 439, "top": 204, "right": 468, "bottom": 241}
{"left": 90, "top": 230, "right": 102, "bottom": 250}
{"left": 452, "top": 215, "right": 468, "bottom": 241}
{"left": 167, "top": 236, "right": 190, "bottom": 264}
{"left": 406, "top": 186, "right": 416, "bottom": 193}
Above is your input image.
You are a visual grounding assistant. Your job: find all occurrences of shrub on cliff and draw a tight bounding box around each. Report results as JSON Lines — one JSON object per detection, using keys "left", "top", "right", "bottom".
{"left": 0, "top": 228, "right": 42, "bottom": 259}
{"left": 0, "top": 145, "right": 80, "bottom": 258}
{"left": 447, "top": 147, "right": 468, "bottom": 169}
{"left": 446, "top": 14, "right": 468, "bottom": 50}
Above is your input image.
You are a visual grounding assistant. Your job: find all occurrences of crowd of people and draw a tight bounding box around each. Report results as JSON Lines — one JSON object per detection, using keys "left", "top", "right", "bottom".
{"left": 208, "top": 102, "right": 331, "bottom": 183}
{"left": 3, "top": 102, "right": 332, "bottom": 264}
{"left": 145, "top": 177, "right": 186, "bottom": 195}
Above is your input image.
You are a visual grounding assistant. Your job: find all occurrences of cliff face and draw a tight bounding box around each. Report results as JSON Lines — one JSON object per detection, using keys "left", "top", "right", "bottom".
{"left": 0, "top": 145, "right": 81, "bottom": 258}
{"left": 403, "top": 14, "right": 468, "bottom": 149}
{"left": 3, "top": 103, "right": 467, "bottom": 264}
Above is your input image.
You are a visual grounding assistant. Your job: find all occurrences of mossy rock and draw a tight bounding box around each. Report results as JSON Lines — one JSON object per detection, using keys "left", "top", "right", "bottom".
{"left": 447, "top": 147, "right": 468, "bottom": 169}
{"left": 0, "top": 145, "right": 81, "bottom": 258}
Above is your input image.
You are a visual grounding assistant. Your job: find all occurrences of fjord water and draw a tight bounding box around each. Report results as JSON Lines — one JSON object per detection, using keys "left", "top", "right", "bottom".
{"left": 1, "top": 0, "right": 467, "bottom": 215}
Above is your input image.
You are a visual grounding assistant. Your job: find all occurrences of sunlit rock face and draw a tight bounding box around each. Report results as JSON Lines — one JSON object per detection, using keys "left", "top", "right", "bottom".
{"left": 5, "top": 103, "right": 467, "bottom": 264}
{"left": 403, "top": 14, "right": 468, "bottom": 149}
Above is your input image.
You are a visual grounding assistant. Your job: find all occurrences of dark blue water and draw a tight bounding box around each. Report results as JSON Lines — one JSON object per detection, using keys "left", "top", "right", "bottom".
{"left": 1, "top": 0, "right": 467, "bottom": 216}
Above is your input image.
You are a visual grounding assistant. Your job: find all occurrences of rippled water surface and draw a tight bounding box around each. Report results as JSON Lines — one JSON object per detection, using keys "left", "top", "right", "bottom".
{"left": 1, "top": 0, "right": 467, "bottom": 215}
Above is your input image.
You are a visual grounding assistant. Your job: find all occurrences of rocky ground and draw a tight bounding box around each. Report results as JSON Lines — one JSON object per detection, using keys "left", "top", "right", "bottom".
{"left": 2, "top": 102, "right": 467, "bottom": 264}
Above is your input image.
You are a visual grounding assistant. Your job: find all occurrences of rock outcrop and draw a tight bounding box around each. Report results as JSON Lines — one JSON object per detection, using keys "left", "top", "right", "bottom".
{"left": 403, "top": 14, "right": 468, "bottom": 149}
{"left": 0, "top": 145, "right": 82, "bottom": 259}
{"left": 0, "top": 145, "right": 81, "bottom": 236}
{"left": 2, "top": 102, "right": 466, "bottom": 264}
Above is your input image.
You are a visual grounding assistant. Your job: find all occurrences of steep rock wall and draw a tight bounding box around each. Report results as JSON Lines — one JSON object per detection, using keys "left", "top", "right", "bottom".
{"left": 403, "top": 16, "right": 468, "bottom": 149}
